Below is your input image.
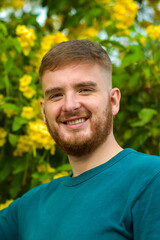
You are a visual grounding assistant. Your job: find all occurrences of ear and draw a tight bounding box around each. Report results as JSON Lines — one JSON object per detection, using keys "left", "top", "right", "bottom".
{"left": 110, "top": 88, "right": 121, "bottom": 116}
{"left": 40, "top": 99, "right": 47, "bottom": 124}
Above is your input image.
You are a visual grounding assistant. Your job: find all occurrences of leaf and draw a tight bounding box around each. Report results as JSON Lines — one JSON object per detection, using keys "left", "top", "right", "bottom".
{"left": 12, "top": 38, "right": 22, "bottom": 53}
{"left": 0, "top": 103, "right": 19, "bottom": 111}
{"left": 56, "top": 164, "right": 72, "bottom": 172}
{"left": 0, "top": 77, "right": 6, "bottom": 90}
{"left": 139, "top": 108, "right": 158, "bottom": 121}
{"left": 101, "top": 39, "right": 126, "bottom": 49}
{"left": 9, "top": 173, "right": 23, "bottom": 198}
{"left": 8, "top": 134, "right": 19, "bottom": 147}
{"left": 0, "top": 163, "right": 11, "bottom": 182}
{"left": 121, "top": 45, "right": 143, "bottom": 67}
{"left": 0, "top": 22, "right": 8, "bottom": 36}
{"left": 131, "top": 108, "right": 158, "bottom": 127}
{"left": 12, "top": 116, "right": 28, "bottom": 131}
{"left": 112, "top": 73, "right": 129, "bottom": 88}
{"left": 127, "top": 72, "right": 141, "bottom": 89}
{"left": 131, "top": 131, "right": 149, "bottom": 148}
{"left": 13, "top": 163, "right": 26, "bottom": 174}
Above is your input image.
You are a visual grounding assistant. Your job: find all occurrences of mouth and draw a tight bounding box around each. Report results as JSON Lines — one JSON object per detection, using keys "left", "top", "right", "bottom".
{"left": 64, "top": 118, "right": 87, "bottom": 125}
{"left": 61, "top": 117, "right": 89, "bottom": 128}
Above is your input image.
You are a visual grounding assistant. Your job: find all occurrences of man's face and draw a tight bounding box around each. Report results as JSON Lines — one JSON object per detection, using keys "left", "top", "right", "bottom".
{"left": 41, "top": 63, "right": 118, "bottom": 156}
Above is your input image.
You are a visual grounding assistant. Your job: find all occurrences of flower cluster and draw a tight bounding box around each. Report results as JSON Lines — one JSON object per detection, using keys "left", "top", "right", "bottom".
{"left": 14, "top": 119, "right": 55, "bottom": 156}
{"left": 112, "top": 0, "right": 139, "bottom": 29}
{"left": 37, "top": 163, "right": 55, "bottom": 173}
{"left": 69, "top": 23, "right": 99, "bottom": 40}
{"left": 21, "top": 106, "right": 35, "bottom": 120}
{"left": 16, "top": 25, "right": 36, "bottom": 56}
{"left": 19, "top": 74, "right": 36, "bottom": 99}
{"left": 0, "top": 128, "right": 7, "bottom": 147}
{"left": 0, "top": 0, "right": 23, "bottom": 9}
{"left": 29, "top": 120, "right": 55, "bottom": 154}
{"left": 13, "top": 135, "right": 33, "bottom": 156}
{"left": 146, "top": 24, "right": 160, "bottom": 41}
{"left": 3, "top": 108, "right": 18, "bottom": 118}
{"left": 34, "top": 31, "right": 68, "bottom": 70}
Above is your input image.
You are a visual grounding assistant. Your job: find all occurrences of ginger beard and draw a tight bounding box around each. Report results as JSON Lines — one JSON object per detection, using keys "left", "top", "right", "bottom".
{"left": 45, "top": 100, "right": 113, "bottom": 157}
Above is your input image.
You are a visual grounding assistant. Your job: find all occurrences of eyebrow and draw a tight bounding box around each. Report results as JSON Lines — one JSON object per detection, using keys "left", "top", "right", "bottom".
{"left": 44, "top": 81, "right": 98, "bottom": 97}
{"left": 74, "top": 81, "right": 98, "bottom": 88}
{"left": 45, "top": 87, "right": 62, "bottom": 97}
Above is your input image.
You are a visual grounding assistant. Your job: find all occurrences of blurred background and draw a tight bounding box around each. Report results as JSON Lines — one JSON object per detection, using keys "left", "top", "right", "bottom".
{"left": 0, "top": 0, "right": 160, "bottom": 207}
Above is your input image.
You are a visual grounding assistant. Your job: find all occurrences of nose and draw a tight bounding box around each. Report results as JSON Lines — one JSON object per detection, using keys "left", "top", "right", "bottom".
{"left": 62, "top": 93, "right": 81, "bottom": 112}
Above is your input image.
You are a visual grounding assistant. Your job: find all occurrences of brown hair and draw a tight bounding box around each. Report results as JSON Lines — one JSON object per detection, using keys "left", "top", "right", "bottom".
{"left": 39, "top": 40, "right": 112, "bottom": 81}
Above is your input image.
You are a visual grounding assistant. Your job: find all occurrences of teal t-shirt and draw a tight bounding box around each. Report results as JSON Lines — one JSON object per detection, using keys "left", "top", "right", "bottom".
{"left": 1, "top": 148, "right": 160, "bottom": 240}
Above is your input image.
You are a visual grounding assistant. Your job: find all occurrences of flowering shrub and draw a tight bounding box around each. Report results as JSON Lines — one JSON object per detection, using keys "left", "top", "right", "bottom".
{"left": 16, "top": 25, "right": 36, "bottom": 56}
{"left": 146, "top": 24, "right": 160, "bottom": 41}
{"left": 0, "top": 0, "right": 160, "bottom": 208}
{"left": 112, "top": 0, "right": 139, "bottom": 29}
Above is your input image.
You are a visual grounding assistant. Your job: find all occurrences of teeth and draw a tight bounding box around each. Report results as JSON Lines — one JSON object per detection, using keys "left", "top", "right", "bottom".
{"left": 66, "top": 118, "right": 86, "bottom": 125}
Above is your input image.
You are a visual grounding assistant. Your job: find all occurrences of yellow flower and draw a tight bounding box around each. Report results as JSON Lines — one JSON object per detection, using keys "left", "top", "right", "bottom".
{"left": 41, "top": 179, "right": 52, "bottom": 184}
{"left": 146, "top": 24, "right": 160, "bottom": 41}
{"left": 147, "top": 59, "right": 154, "bottom": 65}
{"left": 3, "top": 108, "right": 18, "bottom": 118}
{"left": 0, "top": 200, "right": 13, "bottom": 211}
{"left": 32, "top": 32, "right": 68, "bottom": 70}
{"left": 69, "top": 23, "right": 99, "bottom": 40}
{"left": 23, "top": 65, "right": 33, "bottom": 74}
{"left": 16, "top": 25, "right": 36, "bottom": 56}
{"left": 29, "top": 120, "right": 55, "bottom": 154}
{"left": 23, "top": 86, "right": 36, "bottom": 99}
{"left": 21, "top": 106, "right": 34, "bottom": 119}
{"left": 19, "top": 74, "right": 32, "bottom": 92}
{"left": 13, "top": 135, "right": 33, "bottom": 156}
{"left": 1, "top": 53, "right": 7, "bottom": 63}
{"left": 37, "top": 164, "right": 55, "bottom": 173}
{"left": 140, "top": 37, "right": 147, "bottom": 46}
{"left": 0, "top": 128, "right": 7, "bottom": 147}
{"left": 112, "top": 0, "right": 139, "bottom": 29}
{"left": 54, "top": 171, "right": 69, "bottom": 179}
{"left": 0, "top": 94, "right": 5, "bottom": 106}
{"left": 47, "top": 164, "right": 56, "bottom": 173}
{"left": 11, "top": 0, "right": 23, "bottom": 9}
{"left": 0, "top": 0, "right": 23, "bottom": 9}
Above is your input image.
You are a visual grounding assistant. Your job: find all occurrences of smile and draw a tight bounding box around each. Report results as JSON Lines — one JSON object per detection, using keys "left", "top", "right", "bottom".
{"left": 66, "top": 118, "right": 86, "bottom": 125}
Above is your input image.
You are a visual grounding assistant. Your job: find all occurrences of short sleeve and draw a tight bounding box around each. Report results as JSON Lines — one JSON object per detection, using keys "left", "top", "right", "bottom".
{"left": 0, "top": 198, "right": 20, "bottom": 240}
{"left": 132, "top": 172, "right": 160, "bottom": 240}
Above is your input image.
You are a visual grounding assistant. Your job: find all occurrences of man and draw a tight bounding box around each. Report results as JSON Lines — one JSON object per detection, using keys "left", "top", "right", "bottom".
{"left": 0, "top": 40, "right": 160, "bottom": 239}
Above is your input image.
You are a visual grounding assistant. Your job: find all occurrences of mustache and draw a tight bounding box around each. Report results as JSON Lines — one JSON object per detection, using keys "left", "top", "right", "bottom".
{"left": 57, "top": 110, "right": 91, "bottom": 122}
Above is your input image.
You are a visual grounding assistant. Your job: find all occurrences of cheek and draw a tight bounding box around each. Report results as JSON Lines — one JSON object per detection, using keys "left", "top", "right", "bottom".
{"left": 46, "top": 103, "right": 62, "bottom": 121}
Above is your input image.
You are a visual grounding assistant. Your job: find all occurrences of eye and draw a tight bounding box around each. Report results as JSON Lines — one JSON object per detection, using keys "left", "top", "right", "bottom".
{"left": 79, "top": 88, "right": 92, "bottom": 93}
{"left": 49, "top": 93, "right": 63, "bottom": 100}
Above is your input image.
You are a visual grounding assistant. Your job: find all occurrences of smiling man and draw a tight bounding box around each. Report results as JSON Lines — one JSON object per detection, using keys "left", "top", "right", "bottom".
{"left": 0, "top": 40, "right": 160, "bottom": 240}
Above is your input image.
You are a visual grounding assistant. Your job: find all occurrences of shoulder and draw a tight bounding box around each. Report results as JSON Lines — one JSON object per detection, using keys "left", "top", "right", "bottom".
{"left": 21, "top": 176, "right": 66, "bottom": 202}
{"left": 122, "top": 149, "right": 160, "bottom": 193}
{"left": 127, "top": 149, "right": 160, "bottom": 172}
{"left": 4, "top": 176, "right": 67, "bottom": 213}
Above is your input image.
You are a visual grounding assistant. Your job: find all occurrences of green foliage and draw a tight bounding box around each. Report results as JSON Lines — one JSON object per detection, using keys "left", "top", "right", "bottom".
{"left": 0, "top": 0, "right": 160, "bottom": 204}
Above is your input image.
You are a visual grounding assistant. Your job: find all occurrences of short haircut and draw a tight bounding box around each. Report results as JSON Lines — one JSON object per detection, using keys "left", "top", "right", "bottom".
{"left": 39, "top": 40, "right": 112, "bottom": 82}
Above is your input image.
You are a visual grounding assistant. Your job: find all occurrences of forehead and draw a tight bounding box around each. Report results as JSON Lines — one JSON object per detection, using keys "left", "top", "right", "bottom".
{"left": 41, "top": 63, "right": 111, "bottom": 91}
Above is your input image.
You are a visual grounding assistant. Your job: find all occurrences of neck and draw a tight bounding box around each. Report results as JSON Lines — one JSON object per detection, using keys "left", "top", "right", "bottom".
{"left": 68, "top": 133, "right": 123, "bottom": 177}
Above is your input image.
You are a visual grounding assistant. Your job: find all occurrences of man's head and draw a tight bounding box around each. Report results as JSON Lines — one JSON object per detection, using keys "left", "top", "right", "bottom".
{"left": 40, "top": 40, "right": 120, "bottom": 157}
{"left": 39, "top": 40, "right": 112, "bottom": 88}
